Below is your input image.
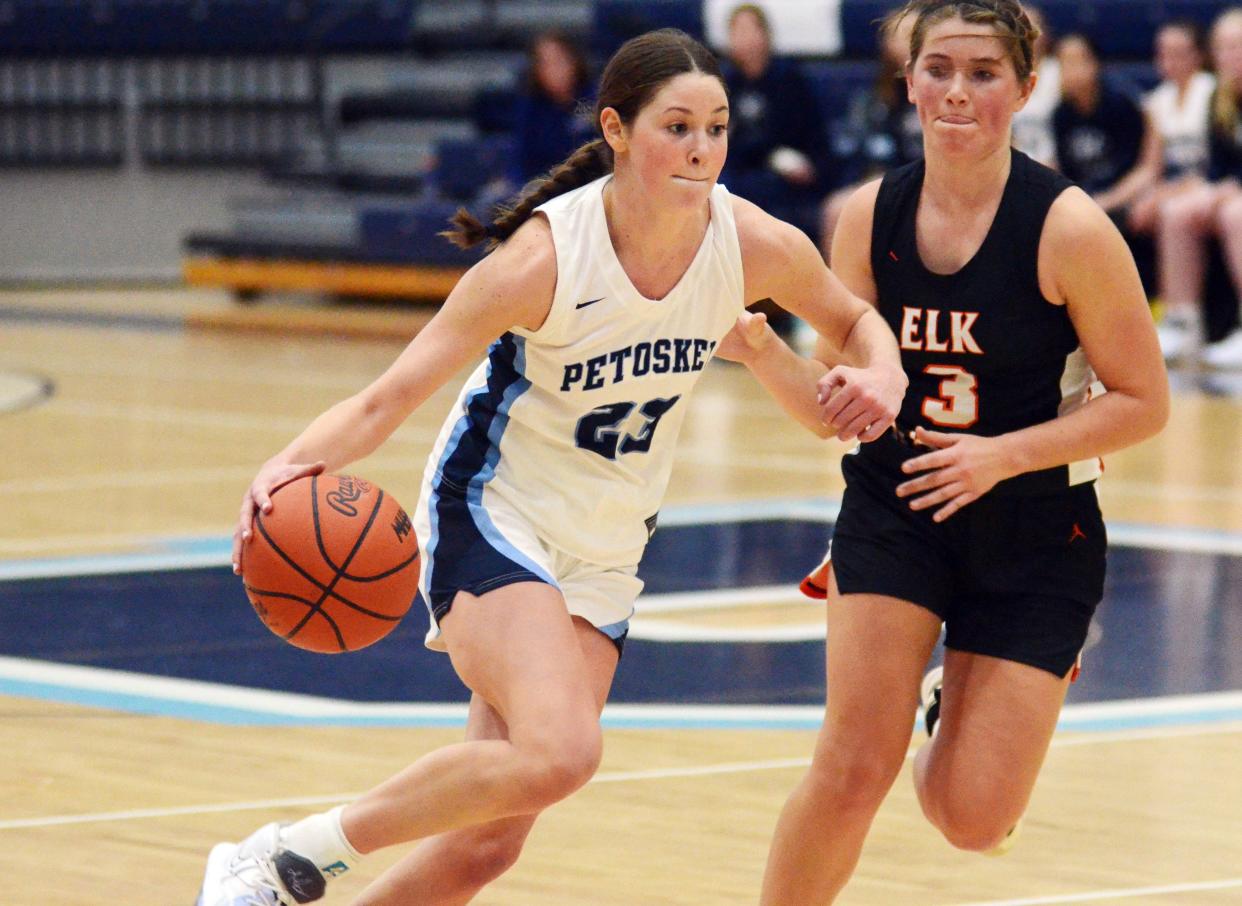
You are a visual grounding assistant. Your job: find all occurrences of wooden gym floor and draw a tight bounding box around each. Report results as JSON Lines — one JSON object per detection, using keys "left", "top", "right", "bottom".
{"left": 1, "top": 287, "right": 1239, "bottom": 905}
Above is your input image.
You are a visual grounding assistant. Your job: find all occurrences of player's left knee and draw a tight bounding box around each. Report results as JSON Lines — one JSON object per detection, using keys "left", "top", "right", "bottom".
{"left": 934, "top": 797, "right": 1022, "bottom": 853}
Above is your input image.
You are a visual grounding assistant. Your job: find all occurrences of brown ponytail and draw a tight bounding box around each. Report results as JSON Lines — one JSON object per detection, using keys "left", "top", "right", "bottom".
{"left": 442, "top": 28, "right": 725, "bottom": 252}
{"left": 442, "top": 139, "right": 614, "bottom": 251}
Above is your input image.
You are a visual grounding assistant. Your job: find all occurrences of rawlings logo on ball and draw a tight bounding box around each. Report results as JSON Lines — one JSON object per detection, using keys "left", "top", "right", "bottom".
{"left": 325, "top": 476, "right": 372, "bottom": 517}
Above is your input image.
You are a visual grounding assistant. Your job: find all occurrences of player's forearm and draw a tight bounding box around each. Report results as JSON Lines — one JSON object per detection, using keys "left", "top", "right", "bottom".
{"left": 742, "top": 333, "right": 834, "bottom": 437}
{"left": 837, "top": 307, "right": 905, "bottom": 383}
{"left": 272, "top": 391, "right": 405, "bottom": 473}
{"left": 272, "top": 315, "right": 490, "bottom": 473}
{"left": 995, "top": 389, "right": 1168, "bottom": 478}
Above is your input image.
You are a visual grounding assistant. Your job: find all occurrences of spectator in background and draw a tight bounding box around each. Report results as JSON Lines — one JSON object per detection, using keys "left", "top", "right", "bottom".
{"left": 1126, "top": 20, "right": 1216, "bottom": 246}
{"left": 1054, "top": 32, "right": 1161, "bottom": 293}
{"left": 1157, "top": 7, "right": 1242, "bottom": 368}
{"left": 1120, "top": 22, "right": 1214, "bottom": 237}
{"left": 509, "top": 30, "right": 595, "bottom": 187}
{"left": 719, "top": 3, "right": 834, "bottom": 335}
{"left": 818, "top": 7, "right": 922, "bottom": 261}
{"left": 1010, "top": 4, "right": 1060, "bottom": 165}
{"left": 719, "top": 5, "right": 832, "bottom": 235}
{"left": 1144, "top": 21, "right": 1215, "bottom": 188}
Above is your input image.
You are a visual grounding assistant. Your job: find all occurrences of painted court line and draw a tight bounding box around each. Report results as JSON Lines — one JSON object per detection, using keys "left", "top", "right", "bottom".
{"left": 4, "top": 653, "right": 1242, "bottom": 733}
{"left": 0, "top": 758, "right": 817, "bottom": 831}
{"left": 628, "top": 620, "right": 825, "bottom": 642}
{"left": 954, "top": 877, "right": 1242, "bottom": 904}
{"left": 636, "top": 584, "right": 809, "bottom": 613}
{"left": 2, "top": 724, "right": 1239, "bottom": 833}
{"left": 2, "top": 498, "right": 1239, "bottom": 579}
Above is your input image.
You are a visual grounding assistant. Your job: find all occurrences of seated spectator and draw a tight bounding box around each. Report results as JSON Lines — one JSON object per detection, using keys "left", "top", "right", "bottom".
{"left": 1149, "top": 21, "right": 1216, "bottom": 181}
{"left": 1129, "top": 20, "right": 1216, "bottom": 234}
{"left": 508, "top": 30, "right": 596, "bottom": 187}
{"left": 718, "top": 3, "right": 832, "bottom": 240}
{"left": 1054, "top": 32, "right": 1161, "bottom": 293}
{"left": 718, "top": 2, "right": 834, "bottom": 337}
{"left": 1157, "top": 7, "right": 1242, "bottom": 368}
{"left": 818, "top": 6, "right": 922, "bottom": 260}
{"left": 1011, "top": 4, "right": 1060, "bottom": 166}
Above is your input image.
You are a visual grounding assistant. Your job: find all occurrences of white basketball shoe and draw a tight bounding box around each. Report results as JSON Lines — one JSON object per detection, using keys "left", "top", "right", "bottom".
{"left": 195, "top": 822, "right": 326, "bottom": 906}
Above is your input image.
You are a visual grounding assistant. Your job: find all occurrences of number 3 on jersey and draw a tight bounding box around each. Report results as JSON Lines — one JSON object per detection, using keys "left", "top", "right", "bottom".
{"left": 575, "top": 395, "right": 681, "bottom": 460}
{"left": 921, "top": 365, "right": 979, "bottom": 428}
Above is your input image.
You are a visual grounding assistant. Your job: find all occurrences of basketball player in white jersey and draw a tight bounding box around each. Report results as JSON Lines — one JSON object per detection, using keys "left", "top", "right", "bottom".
{"left": 196, "top": 28, "right": 907, "bottom": 906}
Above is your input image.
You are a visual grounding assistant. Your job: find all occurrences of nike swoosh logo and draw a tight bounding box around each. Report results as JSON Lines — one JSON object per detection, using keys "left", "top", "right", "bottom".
{"left": 576, "top": 297, "right": 605, "bottom": 309}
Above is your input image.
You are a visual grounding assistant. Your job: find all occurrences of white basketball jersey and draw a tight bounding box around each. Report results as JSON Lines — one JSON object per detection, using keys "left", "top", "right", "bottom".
{"left": 1145, "top": 72, "right": 1216, "bottom": 176}
{"left": 417, "top": 175, "right": 745, "bottom": 567}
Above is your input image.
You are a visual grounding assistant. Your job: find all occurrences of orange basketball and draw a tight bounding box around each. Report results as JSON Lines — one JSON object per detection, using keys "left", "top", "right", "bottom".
{"left": 242, "top": 474, "right": 420, "bottom": 653}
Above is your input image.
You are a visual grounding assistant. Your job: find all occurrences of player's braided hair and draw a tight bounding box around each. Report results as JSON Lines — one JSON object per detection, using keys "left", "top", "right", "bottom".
{"left": 443, "top": 28, "right": 725, "bottom": 251}
{"left": 442, "top": 138, "right": 613, "bottom": 250}
{"left": 890, "top": 0, "right": 1041, "bottom": 81}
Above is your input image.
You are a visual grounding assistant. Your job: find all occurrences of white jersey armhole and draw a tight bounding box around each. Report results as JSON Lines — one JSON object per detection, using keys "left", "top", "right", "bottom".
{"left": 509, "top": 210, "right": 570, "bottom": 344}
{"left": 713, "top": 185, "right": 746, "bottom": 314}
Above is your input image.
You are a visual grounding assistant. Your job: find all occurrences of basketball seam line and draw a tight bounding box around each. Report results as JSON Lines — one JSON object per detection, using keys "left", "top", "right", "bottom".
{"left": 251, "top": 515, "right": 372, "bottom": 614}
{"left": 252, "top": 490, "right": 395, "bottom": 650}
{"left": 242, "top": 584, "right": 403, "bottom": 622}
{"left": 252, "top": 514, "right": 351, "bottom": 649}
{"left": 292, "top": 478, "right": 386, "bottom": 649}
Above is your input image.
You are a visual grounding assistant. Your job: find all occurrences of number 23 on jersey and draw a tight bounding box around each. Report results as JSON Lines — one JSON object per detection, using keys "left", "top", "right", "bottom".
{"left": 575, "top": 396, "right": 681, "bottom": 460}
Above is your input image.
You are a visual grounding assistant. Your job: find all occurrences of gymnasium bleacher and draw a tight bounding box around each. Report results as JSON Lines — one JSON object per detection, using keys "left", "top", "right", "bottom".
{"left": 0, "top": 0, "right": 1220, "bottom": 301}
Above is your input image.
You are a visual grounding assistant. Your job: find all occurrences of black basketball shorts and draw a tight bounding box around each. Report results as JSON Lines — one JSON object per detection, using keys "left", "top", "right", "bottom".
{"left": 830, "top": 451, "right": 1107, "bottom": 677}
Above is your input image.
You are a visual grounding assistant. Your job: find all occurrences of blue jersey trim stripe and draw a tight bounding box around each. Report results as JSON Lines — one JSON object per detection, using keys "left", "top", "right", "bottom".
{"left": 596, "top": 617, "right": 631, "bottom": 641}
{"left": 428, "top": 334, "right": 555, "bottom": 588}
{"left": 463, "top": 336, "right": 556, "bottom": 584}
{"left": 423, "top": 380, "right": 492, "bottom": 600}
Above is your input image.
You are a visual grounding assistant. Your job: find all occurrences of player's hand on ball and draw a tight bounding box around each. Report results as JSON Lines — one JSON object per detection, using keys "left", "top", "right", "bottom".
{"left": 817, "top": 363, "right": 906, "bottom": 443}
{"left": 233, "top": 459, "right": 326, "bottom": 574}
{"left": 714, "top": 310, "right": 773, "bottom": 365}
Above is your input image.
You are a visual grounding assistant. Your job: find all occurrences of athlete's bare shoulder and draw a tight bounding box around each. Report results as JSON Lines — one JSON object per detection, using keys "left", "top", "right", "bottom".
{"left": 836, "top": 177, "right": 883, "bottom": 236}
{"left": 1038, "top": 186, "right": 1130, "bottom": 306}
{"left": 830, "top": 178, "right": 883, "bottom": 302}
{"left": 491, "top": 214, "right": 557, "bottom": 283}
{"left": 729, "top": 193, "right": 821, "bottom": 300}
{"left": 460, "top": 213, "right": 558, "bottom": 332}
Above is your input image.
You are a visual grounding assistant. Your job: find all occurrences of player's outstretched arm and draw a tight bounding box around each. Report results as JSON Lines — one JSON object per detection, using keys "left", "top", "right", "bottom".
{"left": 729, "top": 193, "right": 906, "bottom": 441}
{"left": 232, "top": 218, "right": 557, "bottom": 570}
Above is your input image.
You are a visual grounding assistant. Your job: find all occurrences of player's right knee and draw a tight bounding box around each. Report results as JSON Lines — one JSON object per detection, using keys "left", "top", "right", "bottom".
{"left": 927, "top": 783, "right": 1024, "bottom": 852}
{"left": 935, "top": 808, "right": 1016, "bottom": 853}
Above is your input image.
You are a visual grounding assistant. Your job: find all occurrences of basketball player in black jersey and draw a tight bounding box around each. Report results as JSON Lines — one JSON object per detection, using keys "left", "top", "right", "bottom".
{"left": 721, "top": 2, "right": 1169, "bottom": 902}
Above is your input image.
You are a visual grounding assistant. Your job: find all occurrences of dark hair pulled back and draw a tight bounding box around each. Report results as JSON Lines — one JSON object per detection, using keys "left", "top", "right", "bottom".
{"left": 443, "top": 28, "right": 725, "bottom": 251}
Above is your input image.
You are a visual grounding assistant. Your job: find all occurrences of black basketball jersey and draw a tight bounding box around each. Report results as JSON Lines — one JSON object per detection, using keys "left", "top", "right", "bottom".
{"left": 864, "top": 148, "right": 1100, "bottom": 494}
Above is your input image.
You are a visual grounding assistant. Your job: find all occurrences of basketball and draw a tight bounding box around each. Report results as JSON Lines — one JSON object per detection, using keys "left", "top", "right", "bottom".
{"left": 241, "top": 473, "right": 420, "bottom": 653}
